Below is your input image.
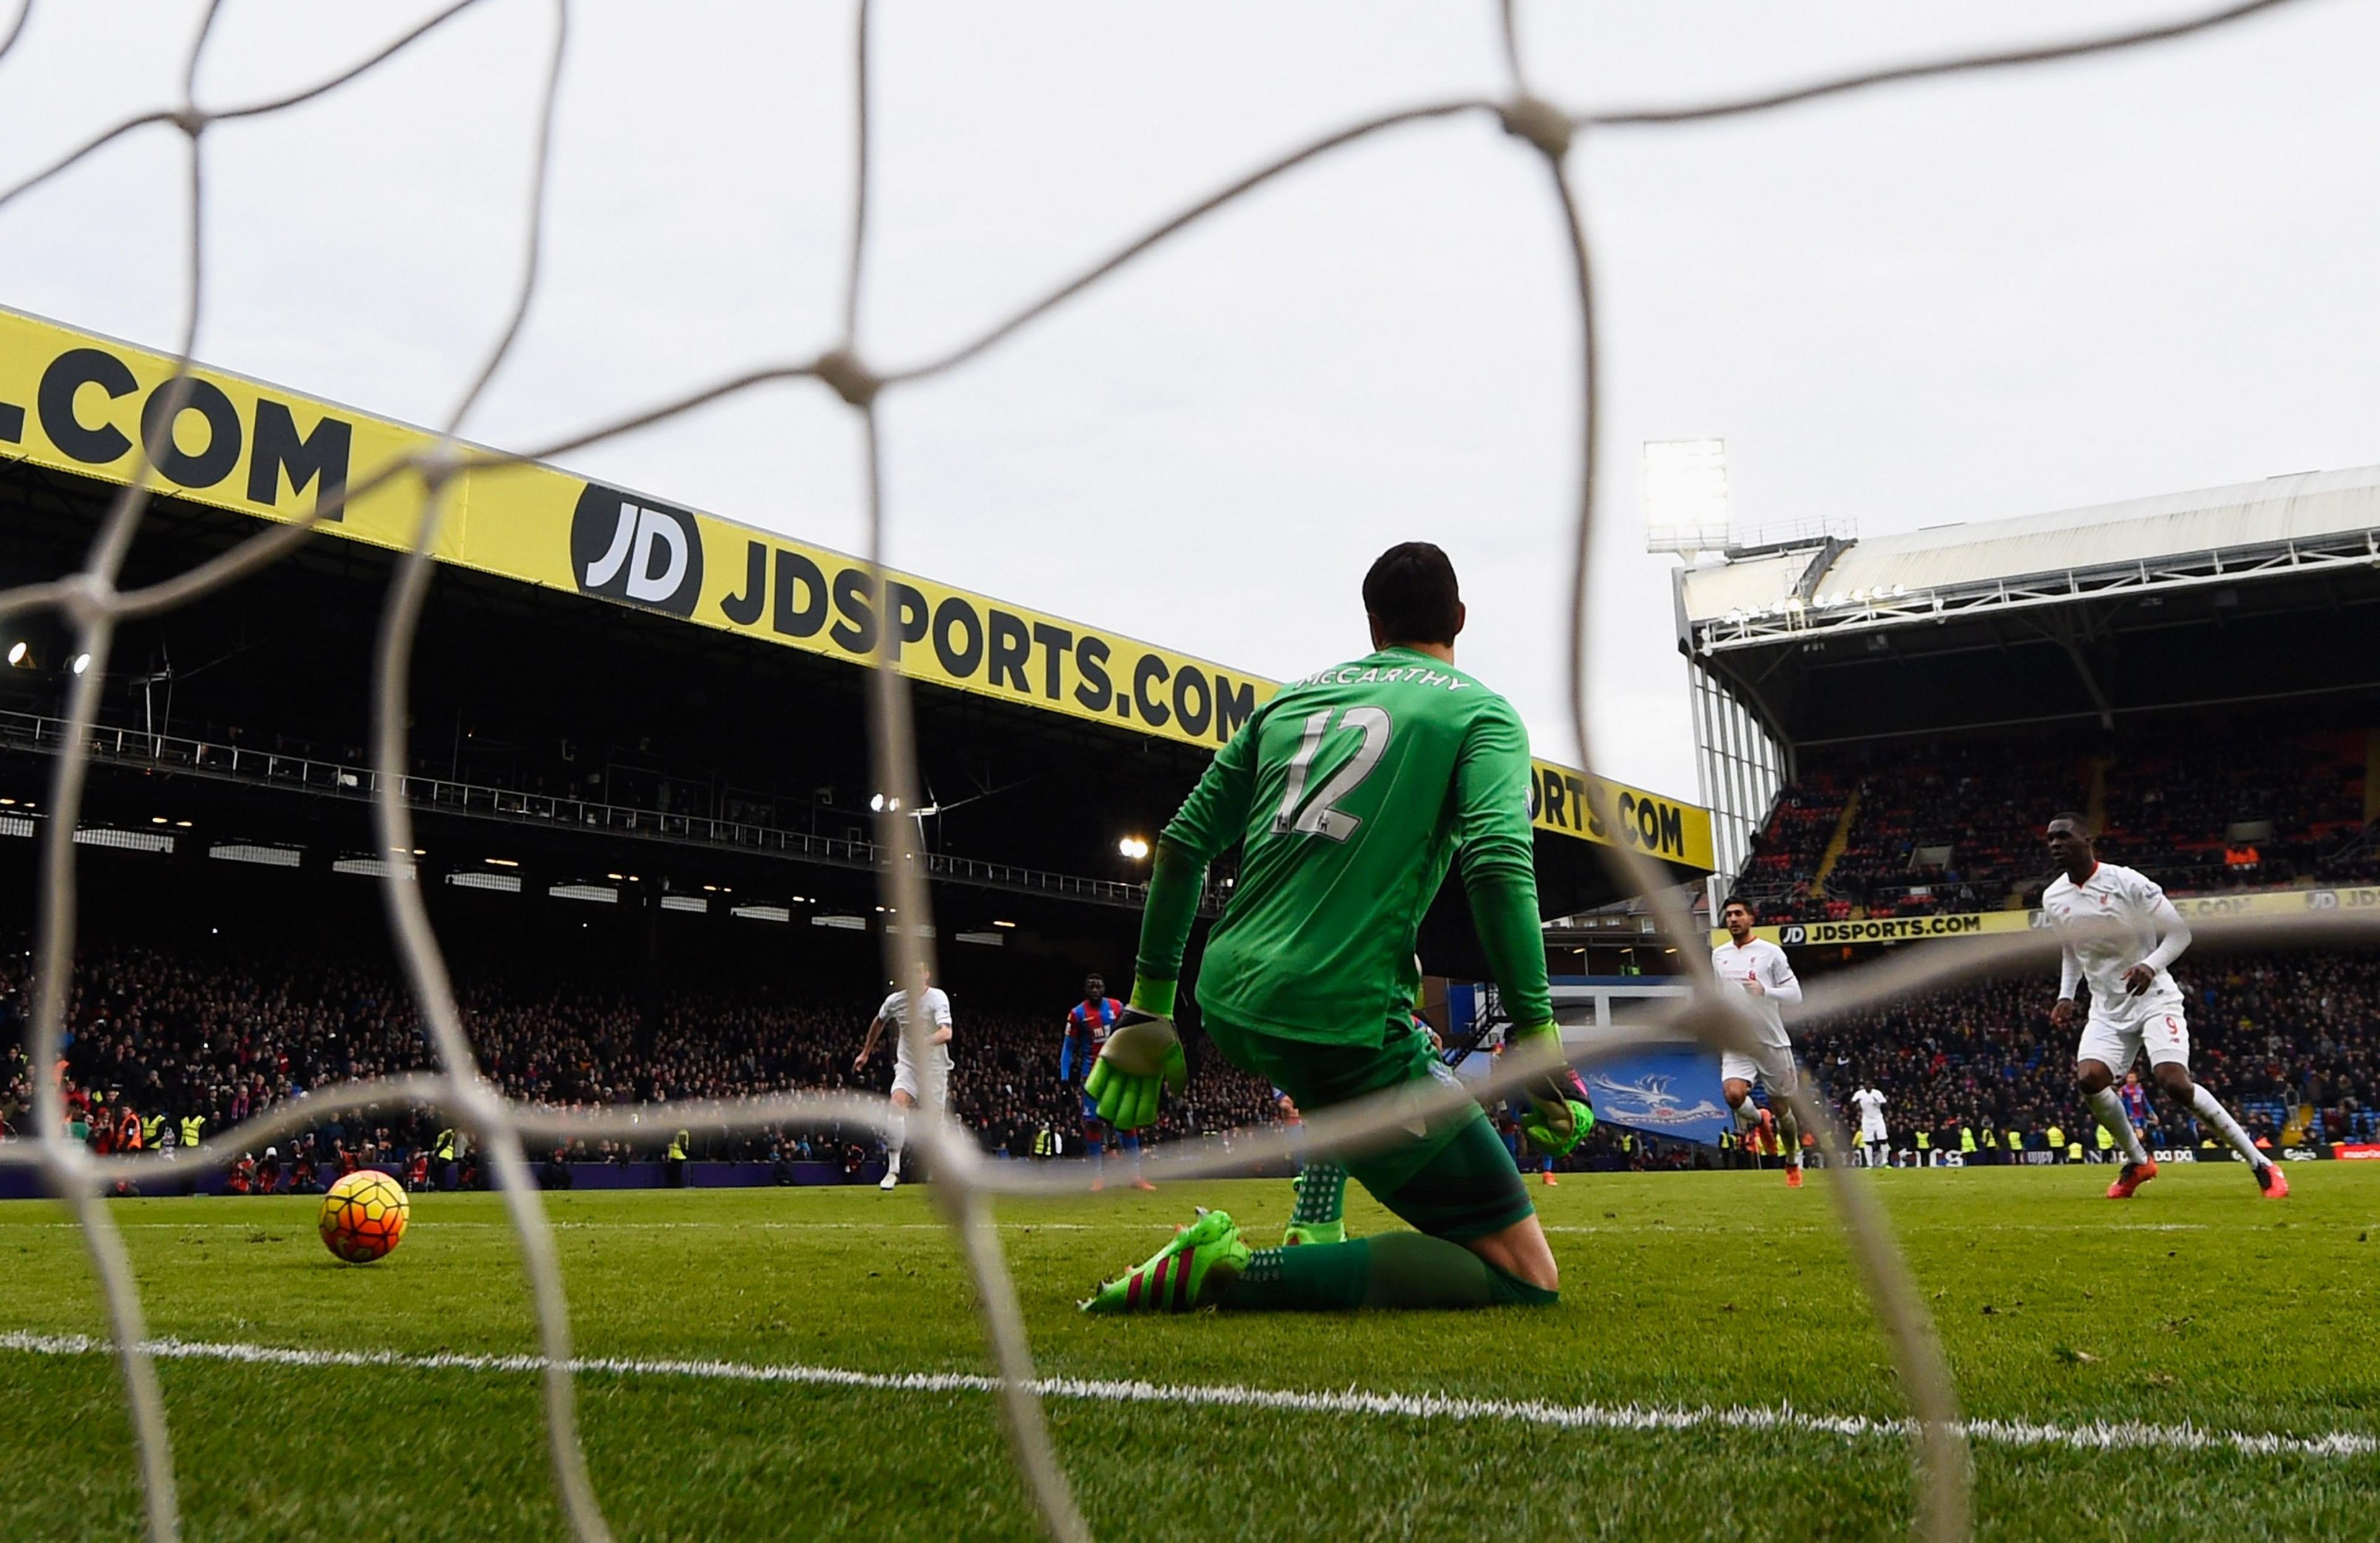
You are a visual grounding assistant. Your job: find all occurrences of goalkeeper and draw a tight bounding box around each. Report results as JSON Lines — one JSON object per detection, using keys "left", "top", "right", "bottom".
{"left": 1082, "top": 542, "right": 1588, "bottom": 1314}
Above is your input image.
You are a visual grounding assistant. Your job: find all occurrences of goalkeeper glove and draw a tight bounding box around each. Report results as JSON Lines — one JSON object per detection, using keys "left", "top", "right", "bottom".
{"left": 1507, "top": 1021, "right": 1595, "bottom": 1156}
{"left": 1083, "top": 988, "right": 1188, "bottom": 1131}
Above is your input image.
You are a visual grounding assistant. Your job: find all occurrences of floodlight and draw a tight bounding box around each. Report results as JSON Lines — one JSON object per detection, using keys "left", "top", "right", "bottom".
{"left": 1642, "top": 439, "right": 1731, "bottom": 555}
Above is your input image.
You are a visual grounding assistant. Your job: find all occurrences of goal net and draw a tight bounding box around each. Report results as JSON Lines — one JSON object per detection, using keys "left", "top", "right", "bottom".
{"left": 0, "top": 4, "right": 2326, "bottom": 1540}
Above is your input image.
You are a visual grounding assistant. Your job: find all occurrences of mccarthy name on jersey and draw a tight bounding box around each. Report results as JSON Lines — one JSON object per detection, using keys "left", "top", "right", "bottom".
{"left": 1287, "top": 662, "right": 1473, "bottom": 692}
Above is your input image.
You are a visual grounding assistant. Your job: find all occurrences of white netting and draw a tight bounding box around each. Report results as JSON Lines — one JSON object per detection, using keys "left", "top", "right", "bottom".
{"left": 0, "top": 2, "right": 2330, "bottom": 1539}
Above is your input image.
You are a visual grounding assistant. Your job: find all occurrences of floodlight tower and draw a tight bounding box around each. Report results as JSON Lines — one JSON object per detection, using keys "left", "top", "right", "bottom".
{"left": 1642, "top": 438, "right": 1734, "bottom": 560}
{"left": 1644, "top": 440, "right": 1784, "bottom": 914}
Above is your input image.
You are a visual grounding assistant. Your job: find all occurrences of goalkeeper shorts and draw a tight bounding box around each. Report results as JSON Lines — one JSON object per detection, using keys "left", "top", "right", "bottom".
{"left": 1206, "top": 1009, "right": 1532, "bottom": 1244}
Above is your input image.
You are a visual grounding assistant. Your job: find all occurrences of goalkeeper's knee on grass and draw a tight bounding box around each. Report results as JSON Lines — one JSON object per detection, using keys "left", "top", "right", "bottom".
{"left": 1082, "top": 1211, "right": 1554, "bottom": 1314}
{"left": 1233, "top": 1231, "right": 1556, "bottom": 1311}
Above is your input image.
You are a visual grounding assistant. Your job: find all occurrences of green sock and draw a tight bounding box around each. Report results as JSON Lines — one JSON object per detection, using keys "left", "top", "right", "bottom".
{"left": 1290, "top": 1161, "right": 1347, "bottom": 1225}
{"left": 1223, "top": 1233, "right": 1556, "bottom": 1311}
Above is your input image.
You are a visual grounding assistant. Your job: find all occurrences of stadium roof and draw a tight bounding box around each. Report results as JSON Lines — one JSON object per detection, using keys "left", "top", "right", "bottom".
{"left": 1672, "top": 464, "right": 2380, "bottom": 747}
{"left": 0, "top": 308, "right": 1712, "bottom": 985}
{"left": 1678, "top": 464, "right": 2380, "bottom": 644}
{"left": 0, "top": 304, "right": 1710, "bottom": 882}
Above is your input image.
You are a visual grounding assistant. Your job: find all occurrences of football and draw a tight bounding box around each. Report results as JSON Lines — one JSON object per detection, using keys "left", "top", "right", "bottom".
{"left": 317, "top": 1171, "right": 410, "bottom": 1265}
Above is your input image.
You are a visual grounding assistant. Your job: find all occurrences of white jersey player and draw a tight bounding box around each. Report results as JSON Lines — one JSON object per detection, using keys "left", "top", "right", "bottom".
{"left": 1712, "top": 897, "right": 1806, "bottom": 1188}
{"left": 852, "top": 970, "right": 954, "bottom": 1190}
{"left": 1851, "top": 1086, "right": 1889, "bottom": 1168}
{"left": 2043, "top": 814, "right": 2285, "bottom": 1202}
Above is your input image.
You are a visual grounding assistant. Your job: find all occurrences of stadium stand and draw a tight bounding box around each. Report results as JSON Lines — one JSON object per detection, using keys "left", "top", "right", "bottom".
{"left": 1668, "top": 468, "right": 2380, "bottom": 1174}
{"left": 1682, "top": 467, "right": 2380, "bottom": 925}
{"left": 1810, "top": 950, "right": 2380, "bottom": 1156}
{"left": 1734, "top": 715, "right": 2375, "bottom": 921}
{"left": 14, "top": 797, "right": 2371, "bottom": 1177}
{"left": 0, "top": 937, "right": 1285, "bottom": 1180}
{"left": 0, "top": 314, "right": 1710, "bottom": 997}
{"left": 12, "top": 930, "right": 2374, "bottom": 1184}
{"left": 0, "top": 313, "right": 1717, "bottom": 1197}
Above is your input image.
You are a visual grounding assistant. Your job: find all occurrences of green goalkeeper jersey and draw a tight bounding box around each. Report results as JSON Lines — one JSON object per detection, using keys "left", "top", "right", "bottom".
{"left": 1141, "top": 644, "right": 1553, "bottom": 1044}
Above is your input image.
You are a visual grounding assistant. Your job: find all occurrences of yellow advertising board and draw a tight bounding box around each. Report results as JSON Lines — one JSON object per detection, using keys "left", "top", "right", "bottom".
{"left": 1711, "top": 911, "right": 2032, "bottom": 948}
{"left": 0, "top": 306, "right": 1712, "bottom": 871}
{"left": 1712, "top": 884, "right": 2380, "bottom": 949}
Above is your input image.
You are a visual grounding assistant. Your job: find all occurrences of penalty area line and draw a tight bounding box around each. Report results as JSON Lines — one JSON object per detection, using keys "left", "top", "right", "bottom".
{"left": 0, "top": 1330, "right": 2369, "bottom": 1460}
{"left": 13, "top": 1220, "right": 1126, "bottom": 1232}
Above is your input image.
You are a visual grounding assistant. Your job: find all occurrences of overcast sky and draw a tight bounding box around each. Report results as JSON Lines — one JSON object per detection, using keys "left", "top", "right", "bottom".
{"left": 1, "top": 0, "right": 2372, "bottom": 801}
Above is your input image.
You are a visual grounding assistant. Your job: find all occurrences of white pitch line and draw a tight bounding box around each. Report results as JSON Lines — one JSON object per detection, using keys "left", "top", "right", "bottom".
{"left": 8, "top": 1220, "right": 1122, "bottom": 1233}
{"left": 1, "top": 1330, "right": 2368, "bottom": 1461}
{"left": 1539, "top": 1221, "right": 2212, "bottom": 1235}
{"left": 4, "top": 1218, "right": 2221, "bottom": 1236}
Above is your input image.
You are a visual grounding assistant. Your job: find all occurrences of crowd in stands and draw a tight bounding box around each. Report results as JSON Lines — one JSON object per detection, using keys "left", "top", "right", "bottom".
{"left": 9, "top": 932, "right": 2377, "bottom": 1189}
{"left": 2099, "top": 732, "right": 2372, "bottom": 894}
{"left": 1810, "top": 949, "right": 2380, "bottom": 1156}
{"left": 0, "top": 946, "right": 1284, "bottom": 1184}
{"left": 1734, "top": 721, "right": 2378, "bottom": 923}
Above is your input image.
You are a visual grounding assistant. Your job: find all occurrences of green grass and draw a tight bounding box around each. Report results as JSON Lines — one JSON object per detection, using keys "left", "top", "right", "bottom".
{"left": 3, "top": 1162, "right": 2376, "bottom": 1541}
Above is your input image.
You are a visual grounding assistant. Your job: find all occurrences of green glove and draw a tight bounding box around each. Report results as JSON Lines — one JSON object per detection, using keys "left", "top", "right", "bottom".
{"left": 1084, "top": 987, "right": 1188, "bottom": 1130}
{"left": 1508, "top": 1021, "right": 1595, "bottom": 1157}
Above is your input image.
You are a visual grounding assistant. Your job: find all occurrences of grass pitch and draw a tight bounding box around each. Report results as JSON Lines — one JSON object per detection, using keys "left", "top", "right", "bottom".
{"left": 2, "top": 1162, "right": 2374, "bottom": 1541}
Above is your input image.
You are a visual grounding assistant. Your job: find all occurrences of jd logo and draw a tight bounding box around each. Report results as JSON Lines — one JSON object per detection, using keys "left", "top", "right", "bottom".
{"left": 2307, "top": 890, "right": 2339, "bottom": 910}
{"left": 571, "top": 483, "right": 702, "bottom": 615}
{"left": 1779, "top": 925, "right": 1806, "bottom": 945}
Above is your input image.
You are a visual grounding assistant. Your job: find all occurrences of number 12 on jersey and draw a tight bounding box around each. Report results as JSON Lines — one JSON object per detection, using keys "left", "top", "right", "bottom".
{"left": 1271, "top": 706, "right": 1392, "bottom": 842}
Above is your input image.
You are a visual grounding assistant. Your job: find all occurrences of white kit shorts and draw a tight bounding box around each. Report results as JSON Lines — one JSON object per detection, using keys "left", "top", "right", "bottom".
{"left": 1721, "top": 1042, "right": 1800, "bottom": 1095}
{"left": 2076, "top": 1008, "right": 2189, "bottom": 1073}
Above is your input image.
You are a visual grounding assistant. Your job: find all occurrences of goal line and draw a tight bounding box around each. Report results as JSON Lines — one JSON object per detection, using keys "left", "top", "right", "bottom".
{"left": 2, "top": 1330, "right": 2367, "bottom": 1462}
